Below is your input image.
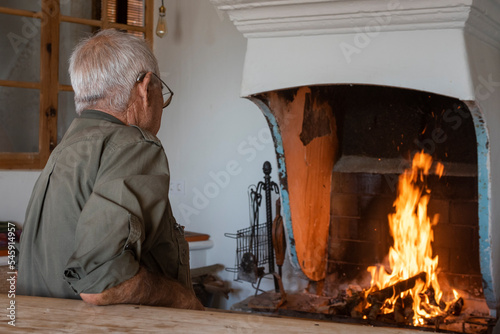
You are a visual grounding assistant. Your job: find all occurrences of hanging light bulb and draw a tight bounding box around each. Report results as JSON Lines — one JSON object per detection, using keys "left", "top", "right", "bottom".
{"left": 156, "top": 0, "right": 167, "bottom": 38}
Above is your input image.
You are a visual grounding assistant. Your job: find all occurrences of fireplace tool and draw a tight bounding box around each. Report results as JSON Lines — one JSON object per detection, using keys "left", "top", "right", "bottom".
{"left": 224, "top": 184, "right": 268, "bottom": 286}
{"left": 272, "top": 199, "right": 286, "bottom": 279}
{"left": 225, "top": 161, "right": 281, "bottom": 293}
{"left": 258, "top": 161, "right": 280, "bottom": 292}
{"left": 237, "top": 184, "right": 262, "bottom": 283}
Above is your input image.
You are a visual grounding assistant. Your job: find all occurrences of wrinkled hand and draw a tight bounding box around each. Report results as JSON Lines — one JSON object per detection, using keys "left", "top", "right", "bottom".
{"left": 80, "top": 266, "right": 206, "bottom": 310}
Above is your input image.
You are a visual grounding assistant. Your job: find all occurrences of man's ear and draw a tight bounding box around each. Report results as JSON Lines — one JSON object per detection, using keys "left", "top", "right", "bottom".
{"left": 136, "top": 72, "right": 153, "bottom": 105}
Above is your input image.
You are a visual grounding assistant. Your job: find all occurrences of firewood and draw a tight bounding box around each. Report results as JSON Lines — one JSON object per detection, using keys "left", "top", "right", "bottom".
{"left": 403, "top": 295, "right": 414, "bottom": 321}
{"left": 326, "top": 301, "right": 348, "bottom": 315}
{"left": 367, "top": 272, "right": 427, "bottom": 305}
{"left": 421, "top": 286, "right": 446, "bottom": 311}
{"left": 450, "top": 297, "right": 464, "bottom": 316}
{"left": 367, "top": 301, "right": 383, "bottom": 320}
{"left": 394, "top": 297, "right": 405, "bottom": 323}
{"left": 421, "top": 301, "right": 433, "bottom": 314}
{"left": 345, "top": 291, "right": 365, "bottom": 318}
{"left": 350, "top": 300, "right": 365, "bottom": 319}
{"left": 388, "top": 295, "right": 413, "bottom": 324}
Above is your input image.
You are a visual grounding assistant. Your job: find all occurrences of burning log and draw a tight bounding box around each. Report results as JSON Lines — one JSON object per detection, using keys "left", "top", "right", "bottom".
{"left": 403, "top": 295, "right": 414, "bottom": 321}
{"left": 450, "top": 297, "right": 464, "bottom": 316}
{"left": 394, "top": 297, "right": 405, "bottom": 323}
{"left": 367, "top": 272, "right": 427, "bottom": 305}
{"left": 346, "top": 291, "right": 366, "bottom": 319}
{"left": 421, "top": 286, "right": 446, "bottom": 311}
{"left": 367, "top": 301, "right": 383, "bottom": 320}
{"left": 394, "top": 295, "right": 414, "bottom": 324}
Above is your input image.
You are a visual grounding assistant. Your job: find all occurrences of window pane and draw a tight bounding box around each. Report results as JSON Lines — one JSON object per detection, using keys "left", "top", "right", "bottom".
{"left": 0, "top": 87, "right": 39, "bottom": 153}
{"left": 60, "top": 0, "right": 101, "bottom": 20}
{"left": 0, "top": 14, "right": 41, "bottom": 82}
{"left": 58, "top": 91, "right": 77, "bottom": 144}
{"left": 107, "top": 0, "right": 144, "bottom": 27}
{"left": 59, "top": 22, "right": 95, "bottom": 86}
{"left": 2, "top": 0, "right": 40, "bottom": 12}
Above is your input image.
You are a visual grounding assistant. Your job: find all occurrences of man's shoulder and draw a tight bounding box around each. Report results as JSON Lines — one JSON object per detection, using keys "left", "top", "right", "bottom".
{"left": 105, "top": 123, "right": 161, "bottom": 147}
{"left": 65, "top": 118, "right": 162, "bottom": 149}
{"left": 128, "top": 125, "right": 162, "bottom": 147}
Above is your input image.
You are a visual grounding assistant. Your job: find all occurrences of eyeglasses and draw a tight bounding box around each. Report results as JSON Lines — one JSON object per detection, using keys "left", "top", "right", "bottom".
{"left": 136, "top": 72, "right": 173, "bottom": 109}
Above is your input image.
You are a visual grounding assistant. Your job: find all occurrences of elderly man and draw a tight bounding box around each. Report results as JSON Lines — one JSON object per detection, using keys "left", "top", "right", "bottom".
{"left": 17, "top": 29, "right": 203, "bottom": 310}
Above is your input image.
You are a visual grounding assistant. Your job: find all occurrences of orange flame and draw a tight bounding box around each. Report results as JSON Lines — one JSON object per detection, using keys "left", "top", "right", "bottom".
{"left": 366, "top": 151, "right": 459, "bottom": 325}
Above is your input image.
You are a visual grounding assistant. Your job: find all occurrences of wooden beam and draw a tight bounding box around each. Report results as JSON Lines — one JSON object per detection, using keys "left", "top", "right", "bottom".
{"left": 59, "top": 15, "right": 102, "bottom": 27}
{"left": 144, "top": 0, "right": 154, "bottom": 47}
{"left": 102, "top": 0, "right": 109, "bottom": 27}
{"left": 38, "top": 0, "right": 59, "bottom": 166}
{"left": 58, "top": 84, "right": 74, "bottom": 92}
{"left": 0, "top": 80, "right": 41, "bottom": 90}
{"left": 0, "top": 6, "right": 40, "bottom": 18}
{"left": 0, "top": 153, "right": 41, "bottom": 170}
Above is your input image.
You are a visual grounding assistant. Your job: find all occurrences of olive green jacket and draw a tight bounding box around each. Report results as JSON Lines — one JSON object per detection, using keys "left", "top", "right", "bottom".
{"left": 17, "top": 110, "right": 191, "bottom": 299}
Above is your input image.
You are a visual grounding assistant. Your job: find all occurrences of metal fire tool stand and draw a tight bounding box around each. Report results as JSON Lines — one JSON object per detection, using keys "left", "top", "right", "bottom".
{"left": 225, "top": 161, "right": 280, "bottom": 293}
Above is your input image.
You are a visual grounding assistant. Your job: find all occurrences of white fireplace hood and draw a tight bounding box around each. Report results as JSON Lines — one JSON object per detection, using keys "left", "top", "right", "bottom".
{"left": 210, "top": 0, "right": 500, "bottom": 315}
{"left": 211, "top": 0, "right": 500, "bottom": 98}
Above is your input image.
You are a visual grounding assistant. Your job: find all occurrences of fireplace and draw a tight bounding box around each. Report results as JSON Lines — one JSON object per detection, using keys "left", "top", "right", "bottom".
{"left": 211, "top": 0, "right": 500, "bottom": 331}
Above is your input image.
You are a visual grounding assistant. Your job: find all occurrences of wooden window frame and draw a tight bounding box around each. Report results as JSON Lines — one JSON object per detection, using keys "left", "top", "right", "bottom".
{"left": 0, "top": 0, "right": 154, "bottom": 170}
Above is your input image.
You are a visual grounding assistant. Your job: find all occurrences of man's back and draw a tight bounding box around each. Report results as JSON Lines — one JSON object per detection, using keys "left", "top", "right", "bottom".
{"left": 17, "top": 110, "right": 190, "bottom": 298}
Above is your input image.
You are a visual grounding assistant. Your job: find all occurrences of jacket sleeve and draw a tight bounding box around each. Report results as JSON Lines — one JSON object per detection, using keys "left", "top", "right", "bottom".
{"left": 63, "top": 138, "right": 173, "bottom": 294}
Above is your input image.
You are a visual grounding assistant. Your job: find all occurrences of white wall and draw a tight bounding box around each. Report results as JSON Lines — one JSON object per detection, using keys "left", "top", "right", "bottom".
{"left": 0, "top": 171, "right": 40, "bottom": 224}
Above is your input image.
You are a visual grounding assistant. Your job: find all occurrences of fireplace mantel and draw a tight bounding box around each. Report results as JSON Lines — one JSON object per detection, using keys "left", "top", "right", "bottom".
{"left": 212, "top": 0, "right": 500, "bottom": 43}
{"left": 211, "top": 0, "right": 500, "bottom": 316}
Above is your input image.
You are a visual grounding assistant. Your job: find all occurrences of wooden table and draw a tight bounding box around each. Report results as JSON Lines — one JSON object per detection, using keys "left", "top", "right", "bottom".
{"left": 0, "top": 295, "right": 427, "bottom": 333}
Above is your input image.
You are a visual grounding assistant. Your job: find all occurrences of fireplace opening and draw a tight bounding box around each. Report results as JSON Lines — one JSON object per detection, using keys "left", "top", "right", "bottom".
{"left": 235, "top": 84, "right": 495, "bottom": 333}
{"left": 323, "top": 85, "right": 481, "bottom": 296}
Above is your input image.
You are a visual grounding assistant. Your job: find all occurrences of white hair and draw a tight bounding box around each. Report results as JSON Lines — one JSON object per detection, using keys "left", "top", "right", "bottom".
{"left": 69, "top": 29, "right": 160, "bottom": 115}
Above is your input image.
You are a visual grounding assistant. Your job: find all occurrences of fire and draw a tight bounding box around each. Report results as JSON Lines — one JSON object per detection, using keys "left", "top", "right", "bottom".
{"left": 365, "top": 151, "right": 459, "bottom": 325}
